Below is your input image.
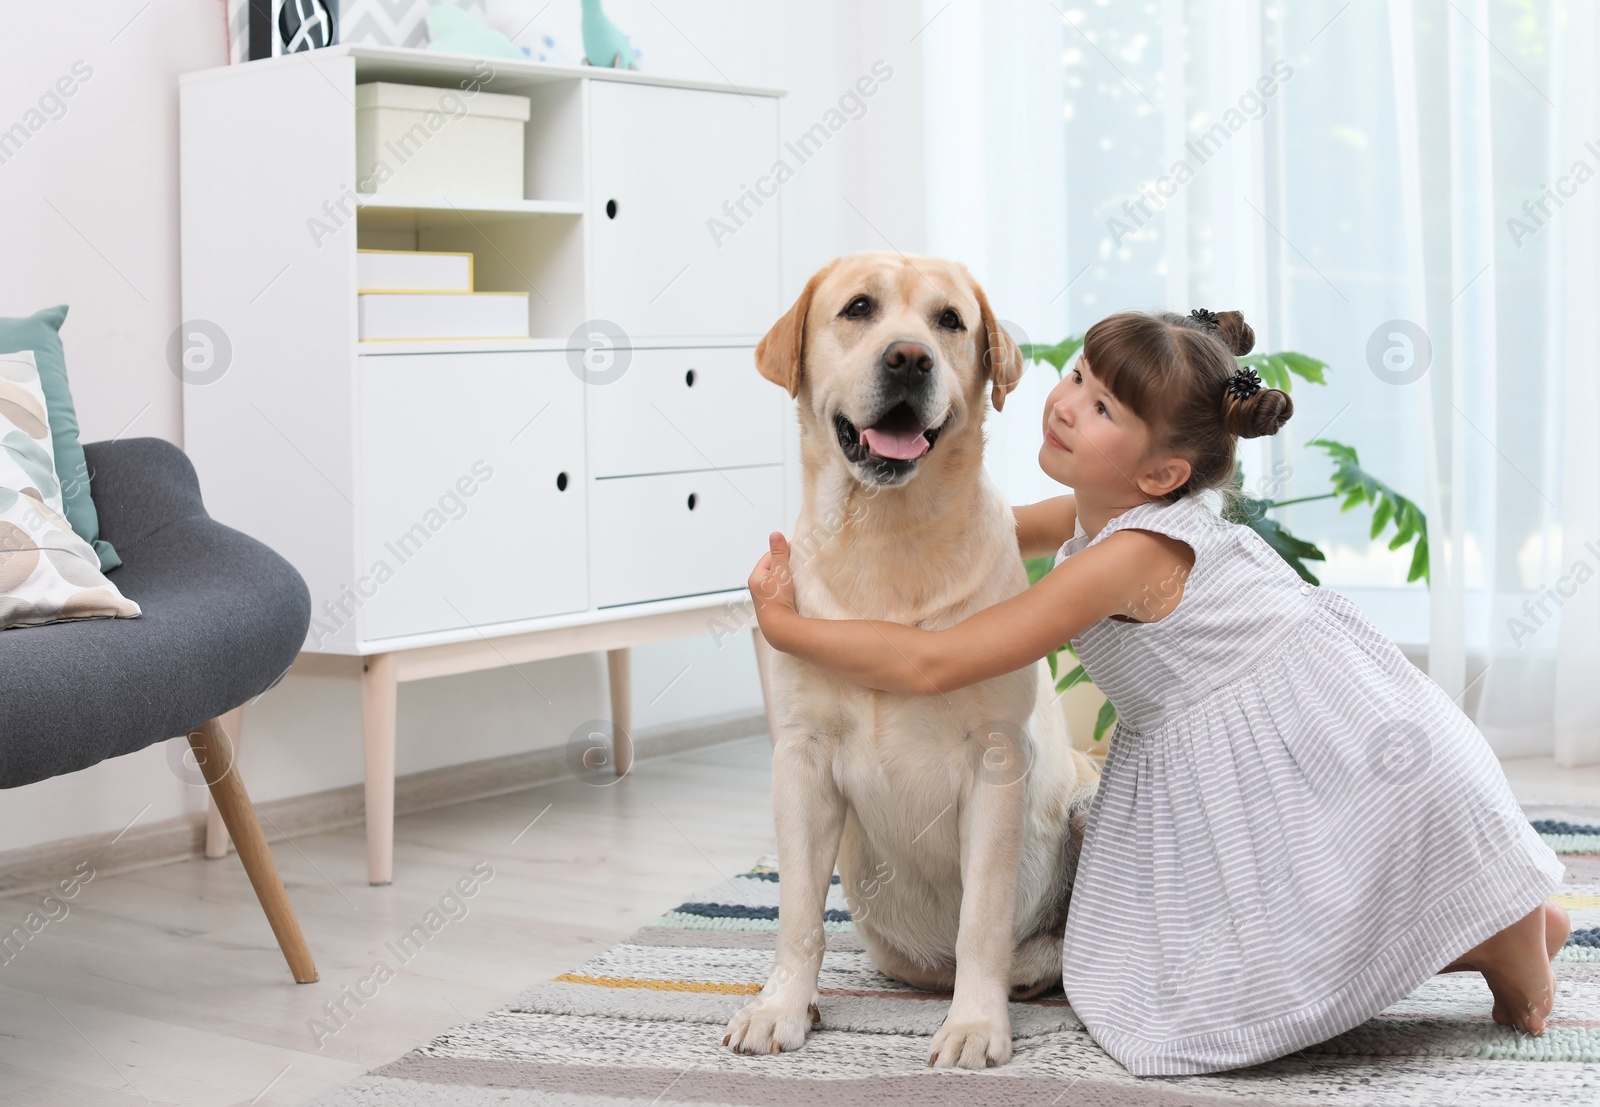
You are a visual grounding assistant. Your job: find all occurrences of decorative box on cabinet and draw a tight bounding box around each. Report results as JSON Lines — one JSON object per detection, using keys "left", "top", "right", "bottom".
{"left": 179, "top": 45, "right": 789, "bottom": 885}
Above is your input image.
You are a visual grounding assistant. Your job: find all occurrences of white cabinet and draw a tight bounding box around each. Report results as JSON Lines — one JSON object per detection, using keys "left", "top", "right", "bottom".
{"left": 357, "top": 352, "right": 587, "bottom": 640}
{"left": 180, "top": 46, "right": 790, "bottom": 654}
{"left": 180, "top": 49, "right": 792, "bottom": 884}
{"left": 588, "top": 82, "right": 781, "bottom": 338}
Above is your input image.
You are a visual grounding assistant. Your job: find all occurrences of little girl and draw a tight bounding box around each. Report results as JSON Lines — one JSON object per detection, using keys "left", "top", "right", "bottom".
{"left": 746, "top": 307, "right": 1571, "bottom": 1077}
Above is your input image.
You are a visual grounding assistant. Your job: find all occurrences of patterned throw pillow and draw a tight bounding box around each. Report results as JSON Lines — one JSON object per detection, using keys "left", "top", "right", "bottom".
{"left": 0, "top": 351, "right": 65, "bottom": 514}
{"left": 0, "top": 352, "right": 139, "bottom": 630}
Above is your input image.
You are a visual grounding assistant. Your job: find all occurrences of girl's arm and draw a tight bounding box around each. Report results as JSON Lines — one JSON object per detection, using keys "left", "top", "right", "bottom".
{"left": 748, "top": 527, "right": 1193, "bottom": 696}
{"left": 1011, "top": 494, "right": 1077, "bottom": 559}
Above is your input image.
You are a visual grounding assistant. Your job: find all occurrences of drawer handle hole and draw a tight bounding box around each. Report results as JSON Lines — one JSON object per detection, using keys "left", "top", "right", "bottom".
{"left": 556, "top": 471, "right": 569, "bottom": 492}
{"left": 685, "top": 368, "right": 696, "bottom": 387}
{"left": 605, "top": 199, "right": 618, "bottom": 219}
{"left": 686, "top": 492, "right": 697, "bottom": 511}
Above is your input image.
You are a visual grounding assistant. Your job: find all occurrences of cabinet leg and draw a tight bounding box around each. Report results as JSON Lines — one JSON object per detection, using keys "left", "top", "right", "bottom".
{"left": 752, "top": 626, "right": 780, "bottom": 747}
{"left": 204, "top": 705, "right": 246, "bottom": 859}
{"left": 606, "top": 647, "right": 633, "bottom": 777}
{"left": 362, "top": 653, "right": 398, "bottom": 886}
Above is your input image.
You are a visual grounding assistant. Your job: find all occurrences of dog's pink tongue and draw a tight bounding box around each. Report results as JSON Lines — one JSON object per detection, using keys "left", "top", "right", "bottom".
{"left": 861, "top": 426, "right": 929, "bottom": 460}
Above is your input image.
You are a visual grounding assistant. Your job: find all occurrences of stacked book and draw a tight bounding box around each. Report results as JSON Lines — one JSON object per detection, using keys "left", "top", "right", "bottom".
{"left": 357, "top": 250, "right": 530, "bottom": 340}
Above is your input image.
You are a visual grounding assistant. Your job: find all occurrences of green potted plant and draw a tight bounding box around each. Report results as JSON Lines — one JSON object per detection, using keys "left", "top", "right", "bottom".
{"left": 1017, "top": 336, "right": 1430, "bottom": 747}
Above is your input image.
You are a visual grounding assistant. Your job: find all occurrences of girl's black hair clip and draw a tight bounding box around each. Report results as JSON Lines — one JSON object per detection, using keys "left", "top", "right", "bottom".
{"left": 1225, "top": 366, "right": 1262, "bottom": 400}
{"left": 1189, "top": 307, "right": 1219, "bottom": 330}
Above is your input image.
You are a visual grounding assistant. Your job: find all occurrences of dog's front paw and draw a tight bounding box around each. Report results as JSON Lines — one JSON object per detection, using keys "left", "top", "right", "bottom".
{"left": 723, "top": 996, "right": 821, "bottom": 1056}
{"left": 929, "top": 1006, "right": 1013, "bottom": 1069}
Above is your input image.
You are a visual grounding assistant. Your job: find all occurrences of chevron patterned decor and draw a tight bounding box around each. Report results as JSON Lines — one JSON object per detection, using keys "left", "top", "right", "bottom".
{"left": 227, "top": 0, "right": 492, "bottom": 62}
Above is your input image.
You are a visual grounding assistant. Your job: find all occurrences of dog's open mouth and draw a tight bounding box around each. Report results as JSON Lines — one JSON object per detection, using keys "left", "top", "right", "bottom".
{"left": 835, "top": 402, "right": 946, "bottom": 465}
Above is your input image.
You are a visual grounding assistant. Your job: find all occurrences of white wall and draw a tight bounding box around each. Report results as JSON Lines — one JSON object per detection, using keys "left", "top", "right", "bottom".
{"left": 0, "top": 0, "right": 954, "bottom": 852}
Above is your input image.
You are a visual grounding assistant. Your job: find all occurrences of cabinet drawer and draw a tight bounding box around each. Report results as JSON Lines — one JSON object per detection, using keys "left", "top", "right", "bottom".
{"left": 588, "top": 82, "right": 780, "bottom": 338}
{"left": 357, "top": 351, "right": 587, "bottom": 640}
{"left": 586, "top": 346, "right": 783, "bottom": 477}
{"left": 589, "top": 466, "right": 783, "bottom": 607}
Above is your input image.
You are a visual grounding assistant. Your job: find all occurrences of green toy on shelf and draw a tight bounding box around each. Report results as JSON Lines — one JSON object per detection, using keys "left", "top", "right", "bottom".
{"left": 425, "top": 4, "right": 526, "bottom": 59}
{"left": 582, "top": 0, "right": 638, "bottom": 69}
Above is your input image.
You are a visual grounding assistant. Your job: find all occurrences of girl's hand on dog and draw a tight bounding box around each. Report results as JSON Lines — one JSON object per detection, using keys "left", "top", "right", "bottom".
{"left": 749, "top": 532, "right": 798, "bottom": 641}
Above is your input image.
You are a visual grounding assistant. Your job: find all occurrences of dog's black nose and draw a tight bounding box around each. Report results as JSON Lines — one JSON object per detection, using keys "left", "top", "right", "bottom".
{"left": 880, "top": 341, "right": 934, "bottom": 382}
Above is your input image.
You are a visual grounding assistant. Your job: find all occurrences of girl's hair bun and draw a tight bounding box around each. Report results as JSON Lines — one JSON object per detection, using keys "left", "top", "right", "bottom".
{"left": 1223, "top": 387, "right": 1293, "bottom": 439}
{"left": 1213, "top": 310, "right": 1255, "bottom": 357}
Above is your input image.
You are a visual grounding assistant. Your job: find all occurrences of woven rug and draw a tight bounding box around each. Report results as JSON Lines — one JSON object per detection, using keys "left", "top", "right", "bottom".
{"left": 306, "top": 820, "right": 1600, "bottom": 1106}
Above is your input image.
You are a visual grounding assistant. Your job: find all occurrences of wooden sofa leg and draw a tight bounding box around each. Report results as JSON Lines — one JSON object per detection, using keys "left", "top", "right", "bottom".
{"left": 204, "top": 706, "right": 245, "bottom": 859}
{"left": 187, "top": 717, "right": 319, "bottom": 984}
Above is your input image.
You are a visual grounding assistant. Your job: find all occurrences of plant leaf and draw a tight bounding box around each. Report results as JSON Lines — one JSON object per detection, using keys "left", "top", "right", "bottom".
{"left": 1308, "top": 438, "right": 1430, "bottom": 586}
{"left": 1249, "top": 514, "right": 1326, "bottom": 585}
{"left": 1223, "top": 460, "right": 1326, "bottom": 584}
{"left": 1019, "top": 335, "right": 1085, "bottom": 374}
{"left": 1088, "top": 700, "right": 1113, "bottom": 742}
{"left": 1406, "top": 535, "right": 1430, "bottom": 583}
{"left": 1388, "top": 503, "right": 1416, "bottom": 547}
{"left": 1311, "top": 437, "right": 1358, "bottom": 464}
{"left": 1278, "top": 351, "right": 1328, "bottom": 385}
{"left": 1056, "top": 664, "right": 1091, "bottom": 693}
{"left": 1264, "top": 358, "right": 1289, "bottom": 391}
{"left": 1369, "top": 496, "right": 1394, "bottom": 538}
{"left": 1023, "top": 554, "right": 1055, "bottom": 587}
{"left": 1093, "top": 698, "right": 1118, "bottom": 742}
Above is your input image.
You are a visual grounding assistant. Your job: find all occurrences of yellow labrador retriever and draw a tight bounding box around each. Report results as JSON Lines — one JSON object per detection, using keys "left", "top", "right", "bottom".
{"left": 725, "top": 252, "right": 1101, "bottom": 1069}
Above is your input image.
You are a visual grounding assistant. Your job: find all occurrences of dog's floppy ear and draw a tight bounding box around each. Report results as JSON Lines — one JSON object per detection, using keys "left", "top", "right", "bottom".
{"left": 972, "top": 280, "right": 1024, "bottom": 413}
{"left": 756, "top": 261, "right": 836, "bottom": 398}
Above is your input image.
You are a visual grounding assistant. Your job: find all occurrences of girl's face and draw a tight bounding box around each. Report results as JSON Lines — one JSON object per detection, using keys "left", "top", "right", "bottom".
{"left": 1038, "top": 354, "right": 1173, "bottom": 499}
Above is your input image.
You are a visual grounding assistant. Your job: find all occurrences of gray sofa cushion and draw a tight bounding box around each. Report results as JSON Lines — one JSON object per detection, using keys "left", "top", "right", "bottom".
{"left": 0, "top": 438, "right": 310, "bottom": 789}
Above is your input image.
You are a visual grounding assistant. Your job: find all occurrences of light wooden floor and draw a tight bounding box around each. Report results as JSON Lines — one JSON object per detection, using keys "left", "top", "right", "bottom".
{"left": 0, "top": 735, "right": 778, "bottom": 1107}
{"left": 0, "top": 737, "right": 1595, "bottom": 1107}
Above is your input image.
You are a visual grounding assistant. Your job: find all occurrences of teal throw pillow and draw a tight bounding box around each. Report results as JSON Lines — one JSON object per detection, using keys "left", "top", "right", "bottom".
{"left": 0, "top": 305, "right": 119, "bottom": 571}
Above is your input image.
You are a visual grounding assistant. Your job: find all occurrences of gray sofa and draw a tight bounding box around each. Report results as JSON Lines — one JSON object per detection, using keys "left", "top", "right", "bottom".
{"left": 0, "top": 437, "right": 317, "bottom": 982}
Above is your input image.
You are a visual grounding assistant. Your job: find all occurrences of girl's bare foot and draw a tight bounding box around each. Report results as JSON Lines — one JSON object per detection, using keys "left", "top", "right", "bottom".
{"left": 1441, "top": 900, "right": 1570, "bottom": 969}
{"left": 1543, "top": 899, "right": 1572, "bottom": 956}
{"left": 1437, "top": 901, "right": 1568, "bottom": 1035}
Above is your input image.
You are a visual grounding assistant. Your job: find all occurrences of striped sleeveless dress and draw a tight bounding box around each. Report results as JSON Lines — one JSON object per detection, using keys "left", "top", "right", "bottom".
{"left": 1053, "top": 493, "right": 1565, "bottom": 1076}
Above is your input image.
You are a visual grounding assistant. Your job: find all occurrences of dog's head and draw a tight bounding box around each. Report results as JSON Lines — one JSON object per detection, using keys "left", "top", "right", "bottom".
{"left": 756, "top": 252, "right": 1024, "bottom": 488}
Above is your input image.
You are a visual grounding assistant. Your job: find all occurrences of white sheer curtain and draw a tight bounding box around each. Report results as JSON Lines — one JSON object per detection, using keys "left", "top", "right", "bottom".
{"left": 919, "top": 0, "right": 1072, "bottom": 507}
{"left": 1390, "top": 0, "right": 1600, "bottom": 767}
{"left": 1548, "top": 4, "right": 1600, "bottom": 767}
{"left": 937, "top": 0, "right": 1600, "bottom": 766}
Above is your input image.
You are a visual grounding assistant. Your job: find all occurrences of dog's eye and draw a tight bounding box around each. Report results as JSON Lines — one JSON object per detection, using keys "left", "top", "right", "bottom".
{"left": 841, "top": 295, "right": 874, "bottom": 319}
{"left": 938, "top": 308, "right": 964, "bottom": 330}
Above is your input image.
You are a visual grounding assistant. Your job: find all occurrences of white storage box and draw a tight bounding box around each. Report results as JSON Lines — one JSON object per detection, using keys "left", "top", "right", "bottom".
{"left": 356, "top": 82, "right": 530, "bottom": 200}
{"left": 357, "top": 249, "right": 474, "bottom": 292}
